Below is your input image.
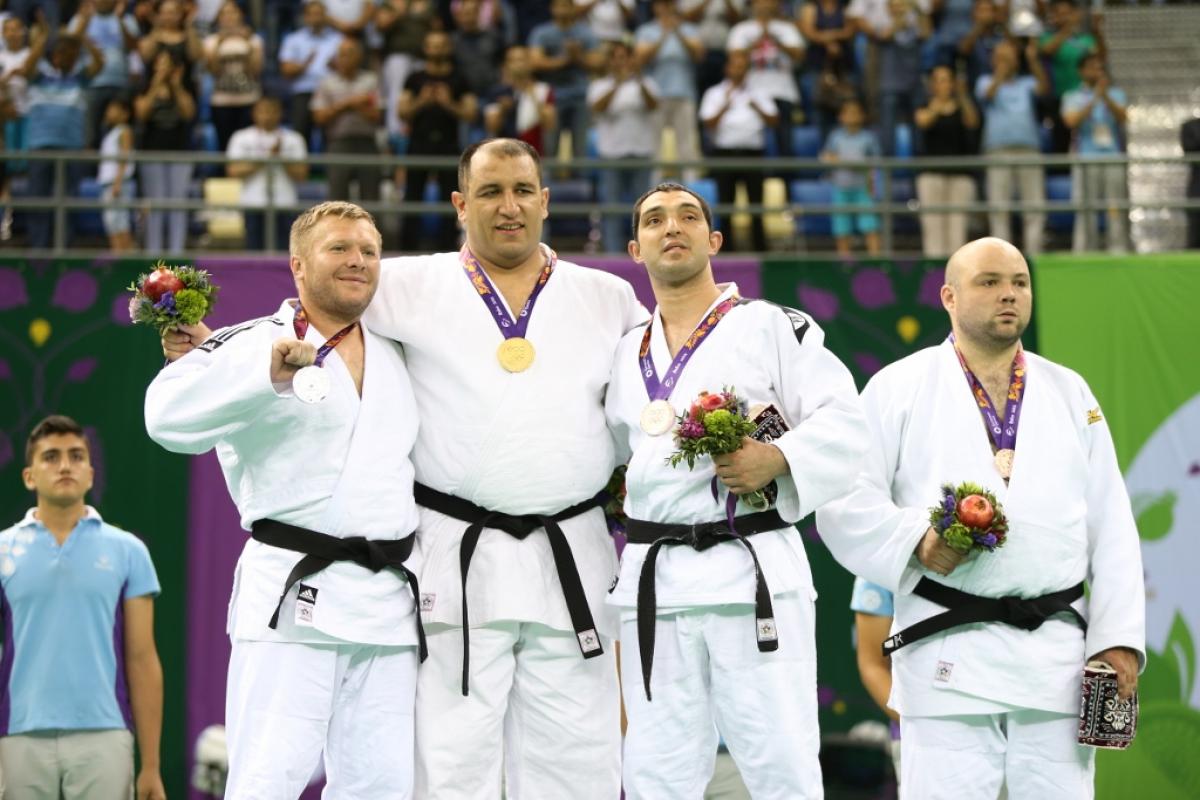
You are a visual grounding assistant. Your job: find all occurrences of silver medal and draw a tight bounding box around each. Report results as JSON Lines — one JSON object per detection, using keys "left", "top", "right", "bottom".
{"left": 293, "top": 365, "right": 331, "bottom": 404}
{"left": 639, "top": 399, "right": 676, "bottom": 436}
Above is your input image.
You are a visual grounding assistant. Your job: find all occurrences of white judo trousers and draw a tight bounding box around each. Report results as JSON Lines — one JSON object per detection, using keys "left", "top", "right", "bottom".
{"left": 414, "top": 622, "right": 621, "bottom": 799}
{"left": 900, "top": 712, "right": 1093, "bottom": 800}
{"left": 225, "top": 638, "right": 419, "bottom": 800}
{"left": 619, "top": 593, "right": 823, "bottom": 800}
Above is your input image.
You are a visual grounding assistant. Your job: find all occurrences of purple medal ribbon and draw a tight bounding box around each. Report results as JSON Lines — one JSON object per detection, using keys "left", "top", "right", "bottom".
{"left": 460, "top": 245, "right": 556, "bottom": 340}
{"left": 294, "top": 304, "right": 357, "bottom": 366}
{"left": 638, "top": 295, "right": 738, "bottom": 403}
{"left": 949, "top": 333, "right": 1027, "bottom": 454}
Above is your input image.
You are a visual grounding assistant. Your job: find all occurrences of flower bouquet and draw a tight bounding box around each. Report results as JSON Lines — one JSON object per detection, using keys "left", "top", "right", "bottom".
{"left": 128, "top": 262, "right": 218, "bottom": 335}
{"left": 928, "top": 482, "right": 1008, "bottom": 554}
{"left": 667, "top": 387, "right": 769, "bottom": 509}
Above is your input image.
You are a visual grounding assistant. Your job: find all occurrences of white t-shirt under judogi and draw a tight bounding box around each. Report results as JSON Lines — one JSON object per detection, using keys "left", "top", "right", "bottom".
{"left": 605, "top": 285, "right": 867, "bottom": 609}
{"left": 366, "top": 251, "right": 648, "bottom": 637}
{"left": 816, "top": 340, "right": 1146, "bottom": 717}
{"left": 145, "top": 300, "right": 422, "bottom": 647}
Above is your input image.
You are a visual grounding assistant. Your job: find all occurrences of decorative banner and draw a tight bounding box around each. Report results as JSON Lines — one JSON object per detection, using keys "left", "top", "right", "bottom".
{"left": 1037, "top": 253, "right": 1200, "bottom": 800}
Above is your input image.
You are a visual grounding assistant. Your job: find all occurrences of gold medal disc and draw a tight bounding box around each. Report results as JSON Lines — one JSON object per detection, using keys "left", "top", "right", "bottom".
{"left": 994, "top": 449, "right": 1015, "bottom": 479}
{"left": 498, "top": 337, "right": 535, "bottom": 372}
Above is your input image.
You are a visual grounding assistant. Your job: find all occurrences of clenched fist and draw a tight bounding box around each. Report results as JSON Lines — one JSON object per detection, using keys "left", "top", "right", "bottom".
{"left": 271, "top": 338, "right": 318, "bottom": 384}
{"left": 161, "top": 322, "right": 212, "bottom": 361}
{"left": 915, "top": 526, "right": 967, "bottom": 577}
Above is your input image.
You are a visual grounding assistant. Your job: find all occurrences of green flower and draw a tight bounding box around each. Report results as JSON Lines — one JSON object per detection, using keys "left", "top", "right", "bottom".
{"left": 174, "top": 288, "right": 209, "bottom": 324}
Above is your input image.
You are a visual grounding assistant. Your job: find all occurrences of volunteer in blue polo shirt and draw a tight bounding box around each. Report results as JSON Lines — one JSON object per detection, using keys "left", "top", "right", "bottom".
{"left": 0, "top": 415, "right": 164, "bottom": 800}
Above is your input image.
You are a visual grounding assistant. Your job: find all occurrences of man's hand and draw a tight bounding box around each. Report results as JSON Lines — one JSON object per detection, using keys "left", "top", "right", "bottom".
{"left": 271, "top": 338, "right": 318, "bottom": 384}
{"left": 1090, "top": 646, "right": 1139, "bottom": 700}
{"left": 161, "top": 322, "right": 212, "bottom": 361}
{"left": 136, "top": 767, "right": 167, "bottom": 800}
{"left": 712, "top": 439, "right": 787, "bottom": 495}
{"left": 915, "top": 527, "right": 967, "bottom": 576}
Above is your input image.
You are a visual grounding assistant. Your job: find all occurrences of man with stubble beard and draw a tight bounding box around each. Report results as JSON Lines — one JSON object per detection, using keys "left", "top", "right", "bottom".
{"left": 818, "top": 237, "right": 1145, "bottom": 798}
{"left": 147, "top": 202, "right": 425, "bottom": 799}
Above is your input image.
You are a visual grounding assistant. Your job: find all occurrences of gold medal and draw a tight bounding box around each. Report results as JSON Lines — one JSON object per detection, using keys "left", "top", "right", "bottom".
{"left": 497, "top": 337, "right": 535, "bottom": 372}
{"left": 994, "top": 449, "right": 1015, "bottom": 479}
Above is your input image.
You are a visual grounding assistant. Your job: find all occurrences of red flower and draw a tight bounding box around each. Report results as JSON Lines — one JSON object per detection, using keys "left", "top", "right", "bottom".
{"left": 699, "top": 392, "right": 726, "bottom": 412}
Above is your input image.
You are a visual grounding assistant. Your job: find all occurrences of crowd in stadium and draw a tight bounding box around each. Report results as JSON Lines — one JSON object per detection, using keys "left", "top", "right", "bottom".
{"left": 0, "top": 0, "right": 1149, "bottom": 254}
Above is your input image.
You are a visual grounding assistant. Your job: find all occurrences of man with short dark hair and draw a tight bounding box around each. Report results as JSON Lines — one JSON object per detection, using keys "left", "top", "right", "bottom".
{"left": 607, "top": 182, "right": 867, "bottom": 796}
{"left": 1, "top": 415, "right": 165, "bottom": 800}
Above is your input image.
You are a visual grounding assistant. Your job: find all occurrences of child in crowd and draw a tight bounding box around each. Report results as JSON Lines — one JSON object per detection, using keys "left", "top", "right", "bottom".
{"left": 821, "top": 98, "right": 882, "bottom": 255}
{"left": 97, "top": 97, "right": 136, "bottom": 252}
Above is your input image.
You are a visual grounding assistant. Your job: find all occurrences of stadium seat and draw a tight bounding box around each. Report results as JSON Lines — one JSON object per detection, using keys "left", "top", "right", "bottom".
{"left": 544, "top": 178, "right": 594, "bottom": 241}
{"left": 75, "top": 178, "right": 105, "bottom": 238}
{"left": 791, "top": 179, "right": 834, "bottom": 237}
{"left": 202, "top": 178, "right": 245, "bottom": 241}
{"left": 684, "top": 177, "right": 720, "bottom": 231}
{"left": 792, "top": 126, "right": 822, "bottom": 159}
{"left": 1045, "top": 174, "right": 1074, "bottom": 233}
{"left": 894, "top": 123, "right": 913, "bottom": 160}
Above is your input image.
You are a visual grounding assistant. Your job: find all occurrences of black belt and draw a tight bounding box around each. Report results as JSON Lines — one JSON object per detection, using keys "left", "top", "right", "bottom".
{"left": 882, "top": 577, "right": 1087, "bottom": 655}
{"left": 413, "top": 483, "right": 606, "bottom": 696}
{"left": 250, "top": 519, "right": 426, "bottom": 662}
{"left": 625, "top": 509, "right": 788, "bottom": 702}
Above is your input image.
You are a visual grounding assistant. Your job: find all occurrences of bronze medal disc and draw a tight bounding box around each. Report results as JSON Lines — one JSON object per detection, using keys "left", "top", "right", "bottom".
{"left": 994, "top": 448, "right": 1015, "bottom": 479}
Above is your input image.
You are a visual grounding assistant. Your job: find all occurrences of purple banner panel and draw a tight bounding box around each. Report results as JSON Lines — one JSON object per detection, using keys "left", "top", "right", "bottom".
{"left": 183, "top": 255, "right": 761, "bottom": 800}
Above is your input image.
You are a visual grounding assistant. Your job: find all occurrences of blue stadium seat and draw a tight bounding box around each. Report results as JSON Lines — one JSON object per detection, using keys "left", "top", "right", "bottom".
{"left": 75, "top": 178, "right": 105, "bottom": 238}
{"left": 194, "top": 123, "right": 221, "bottom": 178}
{"left": 792, "top": 125, "right": 822, "bottom": 159}
{"left": 684, "top": 177, "right": 720, "bottom": 232}
{"left": 790, "top": 179, "right": 834, "bottom": 237}
{"left": 1046, "top": 174, "right": 1074, "bottom": 232}
{"left": 297, "top": 181, "right": 329, "bottom": 203}
{"left": 889, "top": 176, "right": 919, "bottom": 234}
{"left": 544, "top": 178, "right": 594, "bottom": 239}
{"left": 894, "top": 123, "right": 913, "bottom": 160}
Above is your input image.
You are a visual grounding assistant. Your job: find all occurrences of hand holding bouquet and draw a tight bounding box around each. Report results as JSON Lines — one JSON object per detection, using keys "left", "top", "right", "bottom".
{"left": 128, "top": 263, "right": 218, "bottom": 335}
{"left": 667, "top": 388, "right": 770, "bottom": 509}
{"left": 928, "top": 482, "right": 1008, "bottom": 555}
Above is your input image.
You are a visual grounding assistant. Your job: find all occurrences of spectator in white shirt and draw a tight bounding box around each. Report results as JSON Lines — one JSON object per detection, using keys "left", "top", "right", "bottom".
{"left": 700, "top": 48, "right": 777, "bottom": 251}
{"left": 576, "top": 0, "right": 634, "bottom": 42}
{"left": 680, "top": 0, "right": 746, "bottom": 99}
{"left": 0, "top": 15, "right": 30, "bottom": 241}
{"left": 726, "top": 0, "right": 803, "bottom": 170}
{"left": 279, "top": 0, "right": 342, "bottom": 145}
{"left": 225, "top": 96, "right": 310, "bottom": 250}
{"left": 588, "top": 39, "right": 661, "bottom": 252}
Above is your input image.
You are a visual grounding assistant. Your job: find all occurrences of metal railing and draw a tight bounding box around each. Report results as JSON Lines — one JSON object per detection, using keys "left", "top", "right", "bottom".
{"left": 3, "top": 149, "right": 1200, "bottom": 256}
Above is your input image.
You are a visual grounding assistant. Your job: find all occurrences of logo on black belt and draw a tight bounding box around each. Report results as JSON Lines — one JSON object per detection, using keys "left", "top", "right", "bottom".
{"left": 757, "top": 618, "right": 778, "bottom": 643}
{"left": 578, "top": 629, "right": 602, "bottom": 654}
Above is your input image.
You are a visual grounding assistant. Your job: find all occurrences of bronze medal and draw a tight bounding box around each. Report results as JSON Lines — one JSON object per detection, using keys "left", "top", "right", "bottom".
{"left": 994, "top": 448, "right": 1015, "bottom": 479}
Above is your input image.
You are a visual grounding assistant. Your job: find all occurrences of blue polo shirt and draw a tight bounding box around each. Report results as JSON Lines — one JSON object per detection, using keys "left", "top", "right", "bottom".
{"left": 0, "top": 507, "right": 160, "bottom": 736}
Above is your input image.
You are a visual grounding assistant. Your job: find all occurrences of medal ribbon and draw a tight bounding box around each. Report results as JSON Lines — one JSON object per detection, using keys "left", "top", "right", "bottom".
{"left": 949, "top": 334, "right": 1026, "bottom": 453}
{"left": 639, "top": 295, "right": 739, "bottom": 402}
{"left": 460, "top": 245, "right": 557, "bottom": 341}
{"left": 293, "top": 304, "right": 358, "bottom": 367}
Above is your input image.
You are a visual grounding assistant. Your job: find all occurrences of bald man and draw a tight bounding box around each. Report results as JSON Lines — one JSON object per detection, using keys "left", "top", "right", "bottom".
{"left": 817, "top": 238, "right": 1145, "bottom": 799}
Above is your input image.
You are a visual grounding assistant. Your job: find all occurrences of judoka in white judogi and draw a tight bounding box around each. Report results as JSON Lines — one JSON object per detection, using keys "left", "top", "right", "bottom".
{"left": 606, "top": 184, "right": 868, "bottom": 799}
{"left": 147, "top": 207, "right": 422, "bottom": 799}
{"left": 817, "top": 238, "right": 1145, "bottom": 799}
{"left": 365, "top": 140, "right": 648, "bottom": 799}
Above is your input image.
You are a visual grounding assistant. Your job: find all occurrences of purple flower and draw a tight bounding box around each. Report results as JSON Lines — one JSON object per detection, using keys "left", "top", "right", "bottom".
{"left": 940, "top": 513, "right": 954, "bottom": 531}
{"left": 679, "top": 419, "right": 705, "bottom": 439}
{"left": 154, "top": 291, "right": 178, "bottom": 315}
{"left": 979, "top": 533, "right": 998, "bottom": 549}
{"left": 942, "top": 493, "right": 956, "bottom": 514}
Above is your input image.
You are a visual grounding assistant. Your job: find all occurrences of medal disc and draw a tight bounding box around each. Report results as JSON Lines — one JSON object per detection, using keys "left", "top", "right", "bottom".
{"left": 639, "top": 400, "right": 676, "bottom": 436}
{"left": 497, "top": 337, "right": 535, "bottom": 372}
{"left": 994, "top": 448, "right": 1015, "bottom": 479}
{"left": 293, "top": 365, "right": 331, "bottom": 404}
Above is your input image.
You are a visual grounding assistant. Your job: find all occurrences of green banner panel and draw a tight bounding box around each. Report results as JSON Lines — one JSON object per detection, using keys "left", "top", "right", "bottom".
{"left": 1037, "top": 253, "right": 1200, "bottom": 800}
